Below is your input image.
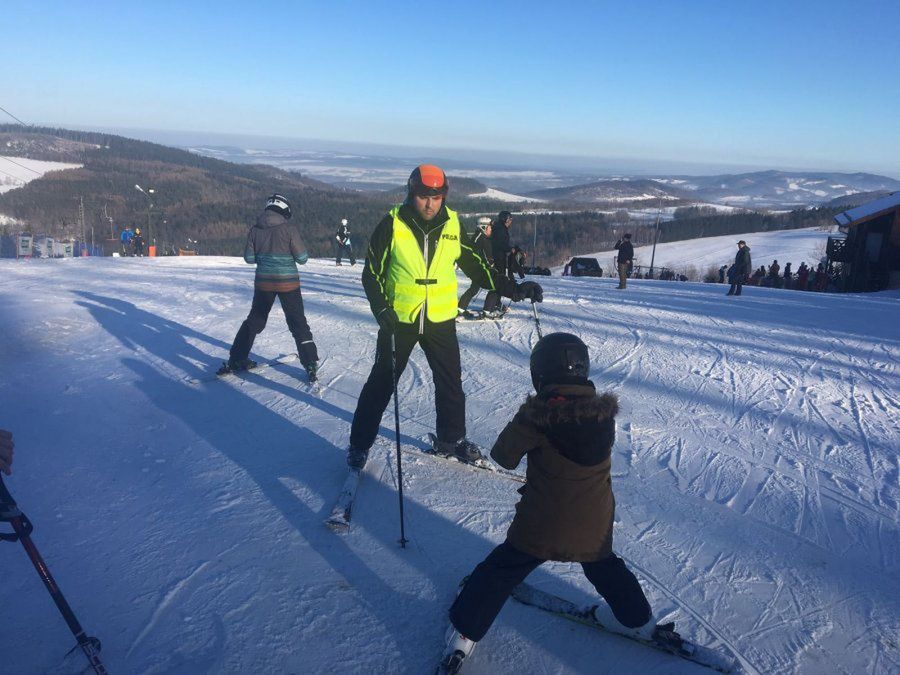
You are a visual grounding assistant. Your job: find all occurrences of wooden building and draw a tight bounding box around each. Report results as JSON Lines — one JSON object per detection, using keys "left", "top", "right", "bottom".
{"left": 830, "top": 192, "right": 900, "bottom": 291}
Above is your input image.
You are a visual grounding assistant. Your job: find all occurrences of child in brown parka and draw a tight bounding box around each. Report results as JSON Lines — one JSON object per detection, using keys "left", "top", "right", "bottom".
{"left": 439, "top": 332, "right": 659, "bottom": 673}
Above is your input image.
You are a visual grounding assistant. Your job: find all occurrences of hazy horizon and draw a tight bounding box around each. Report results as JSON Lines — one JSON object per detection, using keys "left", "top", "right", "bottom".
{"left": 44, "top": 124, "right": 900, "bottom": 182}
{"left": 3, "top": 2, "right": 898, "bottom": 179}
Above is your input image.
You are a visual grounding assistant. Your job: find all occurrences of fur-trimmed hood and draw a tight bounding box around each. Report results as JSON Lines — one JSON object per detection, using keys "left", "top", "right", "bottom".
{"left": 520, "top": 383, "right": 619, "bottom": 431}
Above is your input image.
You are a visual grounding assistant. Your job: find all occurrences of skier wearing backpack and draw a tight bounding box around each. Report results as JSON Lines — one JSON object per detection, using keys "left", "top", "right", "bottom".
{"left": 438, "top": 333, "right": 660, "bottom": 673}
{"left": 346, "top": 165, "right": 542, "bottom": 470}
{"left": 223, "top": 194, "right": 319, "bottom": 381}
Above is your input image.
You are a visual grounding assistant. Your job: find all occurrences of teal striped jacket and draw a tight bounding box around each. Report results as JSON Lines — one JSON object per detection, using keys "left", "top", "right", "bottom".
{"left": 244, "top": 210, "right": 309, "bottom": 292}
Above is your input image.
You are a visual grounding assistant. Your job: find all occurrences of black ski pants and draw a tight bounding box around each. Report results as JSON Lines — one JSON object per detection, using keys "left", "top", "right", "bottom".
{"left": 350, "top": 318, "right": 465, "bottom": 451}
{"left": 230, "top": 287, "right": 318, "bottom": 366}
{"left": 458, "top": 282, "right": 482, "bottom": 311}
{"left": 336, "top": 243, "right": 355, "bottom": 265}
{"left": 482, "top": 258, "right": 507, "bottom": 312}
{"left": 449, "top": 542, "right": 651, "bottom": 642}
{"left": 727, "top": 274, "right": 745, "bottom": 296}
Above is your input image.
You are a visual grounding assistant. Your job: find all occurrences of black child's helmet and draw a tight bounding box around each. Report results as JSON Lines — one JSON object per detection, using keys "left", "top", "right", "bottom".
{"left": 530, "top": 332, "right": 590, "bottom": 391}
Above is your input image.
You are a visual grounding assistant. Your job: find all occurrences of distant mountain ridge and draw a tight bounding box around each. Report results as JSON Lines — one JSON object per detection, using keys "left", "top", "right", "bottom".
{"left": 524, "top": 170, "right": 900, "bottom": 209}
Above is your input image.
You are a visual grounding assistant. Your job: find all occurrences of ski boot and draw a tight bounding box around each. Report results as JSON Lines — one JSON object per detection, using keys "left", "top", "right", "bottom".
{"left": 305, "top": 361, "right": 318, "bottom": 383}
{"left": 346, "top": 445, "right": 369, "bottom": 470}
{"left": 217, "top": 358, "right": 257, "bottom": 376}
{"left": 438, "top": 626, "right": 476, "bottom": 674}
{"left": 434, "top": 438, "right": 486, "bottom": 465}
{"left": 592, "top": 605, "right": 661, "bottom": 641}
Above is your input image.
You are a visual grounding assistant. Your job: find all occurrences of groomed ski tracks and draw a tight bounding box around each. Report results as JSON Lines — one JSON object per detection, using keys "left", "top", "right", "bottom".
{"left": 511, "top": 582, "right": 739, "bottom": 673}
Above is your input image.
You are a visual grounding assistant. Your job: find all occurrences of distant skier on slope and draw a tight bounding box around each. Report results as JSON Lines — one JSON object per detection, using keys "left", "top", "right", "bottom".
{"left": 132, "top": 228, "right": 145, "bottom": 257}
{"left": 438, "top": 333, "right": 660, "bottom": 673}
{"left": 481, "top": 210, "right": 514, "bottom": 317}
{"left": 614, "top": 233, "right": 634, "bottom": 289}
{"left": 222, "top": 194, "right": 319, "bottom": 381}
{"left": 457, "top": 217, "right": 493, "bottom": 314}
{"left": 335, "top": 219, "right": 355, "bottom": 266}
{"left": 726, "top": 240, "right": 752, "bottom": 296}
{"left": 346, "top": 165, "right": 542, "bottom": 470}
{"left": 120, "top": 226, "right": 134, "bottom": 256}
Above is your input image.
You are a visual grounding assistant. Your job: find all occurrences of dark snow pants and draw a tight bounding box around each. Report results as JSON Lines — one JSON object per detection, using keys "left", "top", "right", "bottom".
{"left": 336, "top": 243, "right": 355, "bottom": 265}
{"left": 449, "top": 542, "right": 652, "bottom": 642}
{"left": 458, "top": 282, "right": 482, "bottom": 310}
{"left": 482, "top": 258, "right": 508, "bottom": 312}
{"left": 230, "top": 287, "right": 318, "bottom": 367}
{"left": 349, "top": 318, "right": 465, "bottom": 451}
{"left": 727, "top": 274, "right": 745, "bottom": 296}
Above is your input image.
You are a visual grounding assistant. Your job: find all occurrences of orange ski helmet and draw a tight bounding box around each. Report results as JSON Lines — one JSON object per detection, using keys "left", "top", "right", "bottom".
{"left": 407, "top": 164, "right": 449, "bottom": 198}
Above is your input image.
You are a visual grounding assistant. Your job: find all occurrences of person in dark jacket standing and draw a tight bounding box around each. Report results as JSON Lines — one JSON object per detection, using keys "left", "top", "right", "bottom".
{"left": 727, "top": 240, "right": 752, "bottom": 296}
{"left": 335, "top": 218, "right": 355, "bottom": 266}
{"left": 438, "top": 333, "right": 659, "bottom": 672}
{"left": 224, "top": 193, "right": 319, "bottom": 380}
{"left": 482, "top": 211, "right": 513, "bottom": 316}
{"left": 132, "top": 228, "right": 145, "bottom": 257}
{"left": 346, "top": 166, "right": 542, "bottom": 470}
{"left": 614, "top": 233, "right": 634, "bottom": 289}
{"left": 458, "top": 217, "right": 493, "bottom": 313}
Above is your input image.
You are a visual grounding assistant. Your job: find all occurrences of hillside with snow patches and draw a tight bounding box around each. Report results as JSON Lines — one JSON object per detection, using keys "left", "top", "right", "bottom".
{"left": 0, "top": 156, "right": 83, "bottom": 195}
{"left": 1, "top": 247, "right": 897, "bottom": 674}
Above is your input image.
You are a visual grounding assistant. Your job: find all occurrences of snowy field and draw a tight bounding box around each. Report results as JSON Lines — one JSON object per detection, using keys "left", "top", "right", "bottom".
{"left": 1, "top": 256, "right": 898, "bottom": 674}
{"left": 0, "top": 156, "right": 83, "bottom": 194}
{"left": 573, "top": 226, "right": 835, "bottom": 276}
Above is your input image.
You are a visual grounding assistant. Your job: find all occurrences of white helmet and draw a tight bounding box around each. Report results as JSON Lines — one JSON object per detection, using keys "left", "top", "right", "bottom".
{"left": 477, "top": 216, "right": 491, "bottom": 233}
{"left": 341, "top": 218, "right": 348, "bottom": 226}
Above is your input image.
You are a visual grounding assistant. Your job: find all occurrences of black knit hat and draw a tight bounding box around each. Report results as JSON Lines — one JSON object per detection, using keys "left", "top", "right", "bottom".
{"left": 497, "top": 210, "right": 512, "bottom": 224}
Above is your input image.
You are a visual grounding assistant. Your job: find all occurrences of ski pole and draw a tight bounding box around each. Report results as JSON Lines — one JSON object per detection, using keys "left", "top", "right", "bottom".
{"left": 531, "top": 301, "right": 543, "bottom": 340}
{"left": 390, "top": 332, "right": 409, "bottom": 548}
{"left": 0, "top": 476, "right": 108, "bottom": 675}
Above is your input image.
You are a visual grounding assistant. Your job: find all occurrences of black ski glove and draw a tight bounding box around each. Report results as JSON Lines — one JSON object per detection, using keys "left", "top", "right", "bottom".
{"left": 515, "top": 281, "right": 543, "bottom": 303}
{"left": 376, "top": 307, "right": 399, "bottom": 332}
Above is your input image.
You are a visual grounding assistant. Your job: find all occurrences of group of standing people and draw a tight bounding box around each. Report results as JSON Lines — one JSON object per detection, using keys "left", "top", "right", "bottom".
{"left": 119, "top": 226, "right": 146, "bottom": 256}
{"left": 723, "top": 241, "right": 829, "bottom": 295}
{"left": 217, "top": 164, "right": 664, "bottom": 674}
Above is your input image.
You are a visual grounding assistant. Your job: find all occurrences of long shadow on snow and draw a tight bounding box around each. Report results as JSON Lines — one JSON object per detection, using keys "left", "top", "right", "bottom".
{"left": 75, "top": 292, "right": 635, "bottom": 672}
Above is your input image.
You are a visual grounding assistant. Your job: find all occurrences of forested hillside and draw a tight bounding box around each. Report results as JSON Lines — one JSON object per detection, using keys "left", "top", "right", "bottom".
{"left": 0, "top": 126, "right": 846, "bottom": 263}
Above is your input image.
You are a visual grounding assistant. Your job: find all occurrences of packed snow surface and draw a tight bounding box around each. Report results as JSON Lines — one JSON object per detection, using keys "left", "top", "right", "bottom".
{"left": 1, "top": 256, "right": 898, "bottom": 674}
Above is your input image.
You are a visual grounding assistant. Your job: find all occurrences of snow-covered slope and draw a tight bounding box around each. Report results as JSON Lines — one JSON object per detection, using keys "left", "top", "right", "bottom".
{"left": 570, "top": 226, "right": 835, "bottom": 275}
{"left": 1, "top": 257, "right": 897, "bottom": 674}
{"left": 0, "top": 156, "right": 83, "bottom": 194}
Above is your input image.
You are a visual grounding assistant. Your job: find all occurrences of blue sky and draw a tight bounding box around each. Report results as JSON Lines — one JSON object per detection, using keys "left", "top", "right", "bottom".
{"left": 2, "top": 1, "right": 898, "bottom": 176}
